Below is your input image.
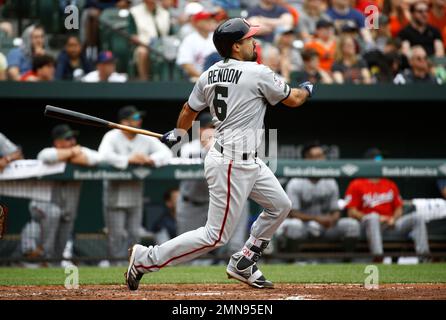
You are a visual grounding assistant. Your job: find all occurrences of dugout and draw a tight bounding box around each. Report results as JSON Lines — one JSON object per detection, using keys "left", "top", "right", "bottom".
{"left": 1, "top": 82, "right": 446, "bottom": 261}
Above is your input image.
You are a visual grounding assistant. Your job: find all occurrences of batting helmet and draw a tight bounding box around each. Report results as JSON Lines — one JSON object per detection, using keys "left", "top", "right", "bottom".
{"left": 213, "top": 18, "right": 260, "bottom": 58}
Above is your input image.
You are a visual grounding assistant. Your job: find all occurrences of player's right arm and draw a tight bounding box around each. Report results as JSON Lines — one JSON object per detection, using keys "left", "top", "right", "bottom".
{"left": 161, "top": 73, "right": 206, "bottom": 146}
{"left": 177, "top": 102, "right": 199, "bottom": 132}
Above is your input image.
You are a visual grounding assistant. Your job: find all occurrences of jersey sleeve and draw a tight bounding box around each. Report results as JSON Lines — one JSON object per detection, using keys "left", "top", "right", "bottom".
{"left": 344, "top": 180, "right": 362, "bottom": 209}
{"left": 257, "top": 65, "right": 291, "bottom": 106}
{"left": 187, "top": 74, "right": 208, "bottom": 112}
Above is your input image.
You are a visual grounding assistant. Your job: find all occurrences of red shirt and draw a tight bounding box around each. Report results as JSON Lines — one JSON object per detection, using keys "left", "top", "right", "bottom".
{"left": 345, "top": 178, "right": 403, "bottom": 217}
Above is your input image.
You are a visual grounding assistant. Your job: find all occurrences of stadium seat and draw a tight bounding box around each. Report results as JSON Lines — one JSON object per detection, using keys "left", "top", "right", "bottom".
{"left": 38, "top": 0, "right": 62, "bottom": 34}
{"left": 99, "top": 8, "right": 133, "bottom": 74}
{"left": 0, "top": 0, "right": 39, "bottom": 19}
{"left": 0, "top": 29, "right": 15, "bottom": 56}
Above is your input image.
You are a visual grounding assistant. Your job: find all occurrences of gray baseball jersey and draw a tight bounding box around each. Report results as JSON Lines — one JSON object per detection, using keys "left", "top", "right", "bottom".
{"left": 188, "top": 59, "right": 291, "bottom": 153}
{"left": 286, "top": 178, "right": 340, "bottom": 215}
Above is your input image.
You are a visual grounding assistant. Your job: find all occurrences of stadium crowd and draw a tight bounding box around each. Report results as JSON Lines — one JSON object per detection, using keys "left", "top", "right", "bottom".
{"left": 0, "top": 0, "right": 445, "bottom": 84}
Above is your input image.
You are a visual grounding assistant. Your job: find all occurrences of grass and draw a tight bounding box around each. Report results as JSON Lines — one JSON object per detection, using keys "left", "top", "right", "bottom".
{"left": 0, "top": 263, "right": 446, "bottom": 286}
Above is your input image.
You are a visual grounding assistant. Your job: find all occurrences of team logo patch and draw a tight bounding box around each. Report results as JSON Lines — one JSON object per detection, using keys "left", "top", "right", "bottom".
{"left": 273, "top": 73, "right": 284, "bottom": 89}
{"left": 132, "top": 168, "right": 152, "bottom": 179}
{"left": 438, "top": 164, "right": 446, "bottom": 175}
{"left": 341, "top": 164, "right": 359, "bottom": 176}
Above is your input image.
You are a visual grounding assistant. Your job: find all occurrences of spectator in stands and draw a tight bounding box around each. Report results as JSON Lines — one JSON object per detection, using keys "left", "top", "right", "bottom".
{"left": 275, "top": 29, "right": 304, "bottom": 81}
{"left": 175, "top": 1, "right": 205, "bottom": 40}
{"left": 304, "top": 19, "right": 336, "bottom": 73}
{"left": 29, "top": 124, "right": 101, "bottom": 260}
{"left": 262, "top": 44, "right": 286, "bottom": 80}
{"left": 428, "top": 0, "right": 446, "bottom": 33}
{"left": 21, "top": 55, "right": 56, "bottom": 82}
{"left": 247, "top": 0, "right": 294, "bottom": 44}
{"left": 325, "top": 0, "right": 374, "bottom": 45}
{"left": 370, "top": 15, "right": 393, "bottom": 53}
{"left": 295, "top": 48, "right": 333, "bottom": 83}
{"left": 297, "top": 0, "right": 329, "bottom": 42}
{"left": 398, "top": 1, "right": 444, "bottom": 58}
{"left": 152, "top": 188, "right": 179, "bottom": 244}
{"left": 7, "top": 24, "right": 47, "bottom": 81}
{"left": 98, "top": 105, "right": 172, "bottom": 261}
{"left": 332, "top": 34, "right": 372, "bottom": 84}
{"left": 176, "top": 11, "right": 217, "bottom": 82}
{"left": 437, "top": 179, "right": 446, "bottom": 199}
{"left": 56, "top": 36, "right": 93, "bottom": 81}
{"left": 0, "top": 20, "right": 13, "bottom": 38}
{"left": 0, "top": 132, "right": 23, "bottom": 173}
{"left": 394, "top": 45, "right": 439, "bottom": 84}
{"left": 277, "top": 141, "right": 360, "bottom": 252}
{"left": 204, "top": 51, "right": 223, "bottom": 71}
{"left": 0, "top": 52, "right": 7, "bottom": 81}
{"left": 81, "top": 0, "right": 131, "bottom": 62}
{"left": 82, "top": 51, "right": 128, "bottom": 82}
{"left": 363, "top": 15, "right": 404, "bottom": 82}
{"left": 129, "top": 0, "right": 171, "bottom": 81}
{"left": 382, "top": 0, "right": 410, "bottom": 38}
{"left": 345, "top": 148, "right": 430, "bottom": 262}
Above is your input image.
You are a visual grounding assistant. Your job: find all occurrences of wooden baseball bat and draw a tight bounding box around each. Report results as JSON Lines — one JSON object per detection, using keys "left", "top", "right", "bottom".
{"left": 44, "top": 105, "right": 163, "bottom": 139}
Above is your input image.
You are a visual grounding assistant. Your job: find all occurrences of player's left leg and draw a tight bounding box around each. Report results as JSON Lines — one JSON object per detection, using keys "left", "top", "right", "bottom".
{"left": 226, "top": 158, "right": 291, "bottom": 289}
{"left": 125, "top": 151, "right": 257, "bottom": 290}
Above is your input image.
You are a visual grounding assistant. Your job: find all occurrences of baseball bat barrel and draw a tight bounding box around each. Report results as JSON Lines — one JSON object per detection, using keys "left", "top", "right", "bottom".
{"left": 44, "top": 105, "right": 163, "bottom": 139}
{"left": 45, "top": 105, "right": 110, "bottom": 128}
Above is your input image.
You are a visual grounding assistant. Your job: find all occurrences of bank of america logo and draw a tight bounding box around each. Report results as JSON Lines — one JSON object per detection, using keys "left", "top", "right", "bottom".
{"left": 438, "top": 164, "right": 446, "bottom": 175}
{"left": 133, "top": 168, "right": 151, "bottom": 179}
{"left": 341, "top": 164, "right": 359, "bottom": 176}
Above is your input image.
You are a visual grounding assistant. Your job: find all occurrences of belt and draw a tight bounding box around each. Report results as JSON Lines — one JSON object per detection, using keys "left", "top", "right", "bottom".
{"left": 182, "top": 195, "right": 208, "bottom": 206}
{"left": 214, "top": 142, "right": 257, "bottom": 160}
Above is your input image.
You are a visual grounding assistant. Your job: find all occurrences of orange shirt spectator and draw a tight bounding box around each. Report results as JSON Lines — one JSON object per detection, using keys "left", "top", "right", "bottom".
{"left": 389, "top": 13, "right": 409, "bottom": 37}
{"left": 443, "top": 26, "right": 446, "bottom": 48}
{"left": 382, "top": 0, "right": 410, "bottom": 38}
{"left": 304, "top": 20, "right": 336, "bottom": 72}
{"left": 428, "top": 0, "right": 446, "bottom": 32}
{"left": 305, "top": 41, "right": 336, "bottom": 72}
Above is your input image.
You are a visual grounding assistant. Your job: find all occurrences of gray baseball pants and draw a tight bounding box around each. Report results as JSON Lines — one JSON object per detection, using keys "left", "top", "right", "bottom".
{"left": 132, "top": 148, "right": 291, "bottom": 272}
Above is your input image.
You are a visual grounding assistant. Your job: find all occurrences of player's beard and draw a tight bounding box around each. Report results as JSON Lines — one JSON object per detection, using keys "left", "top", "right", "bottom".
{"left": 249, "top": 44, "right": 258, "bottom": 62}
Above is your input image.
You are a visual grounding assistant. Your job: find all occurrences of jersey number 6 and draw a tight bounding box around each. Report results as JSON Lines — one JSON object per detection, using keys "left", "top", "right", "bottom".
{"left": 213, "top": 85, "right": 228, "bottom": 121}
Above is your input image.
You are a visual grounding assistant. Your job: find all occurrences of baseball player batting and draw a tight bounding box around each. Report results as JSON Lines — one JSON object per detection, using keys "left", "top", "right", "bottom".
{"left": 125, "top": 18, "right": 313, "bottom": 290}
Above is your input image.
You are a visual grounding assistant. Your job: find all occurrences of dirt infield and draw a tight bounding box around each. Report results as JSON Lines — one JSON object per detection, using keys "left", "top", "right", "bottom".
{"left": 1, "top": 283, "right": 446, "bottom": 300}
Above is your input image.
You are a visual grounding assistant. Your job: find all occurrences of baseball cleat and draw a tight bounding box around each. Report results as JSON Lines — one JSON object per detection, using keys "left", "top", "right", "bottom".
{"left": 226, "top": 253, "right": 274, "bottom": 289}
{"left": 125, "top": 244, "right": 144, "bottom": 291}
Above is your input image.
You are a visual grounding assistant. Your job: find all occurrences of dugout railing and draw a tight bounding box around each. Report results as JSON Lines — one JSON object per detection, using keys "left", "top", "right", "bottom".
{"left": 1, "top": 159, "right": 446, "bottom": 264}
